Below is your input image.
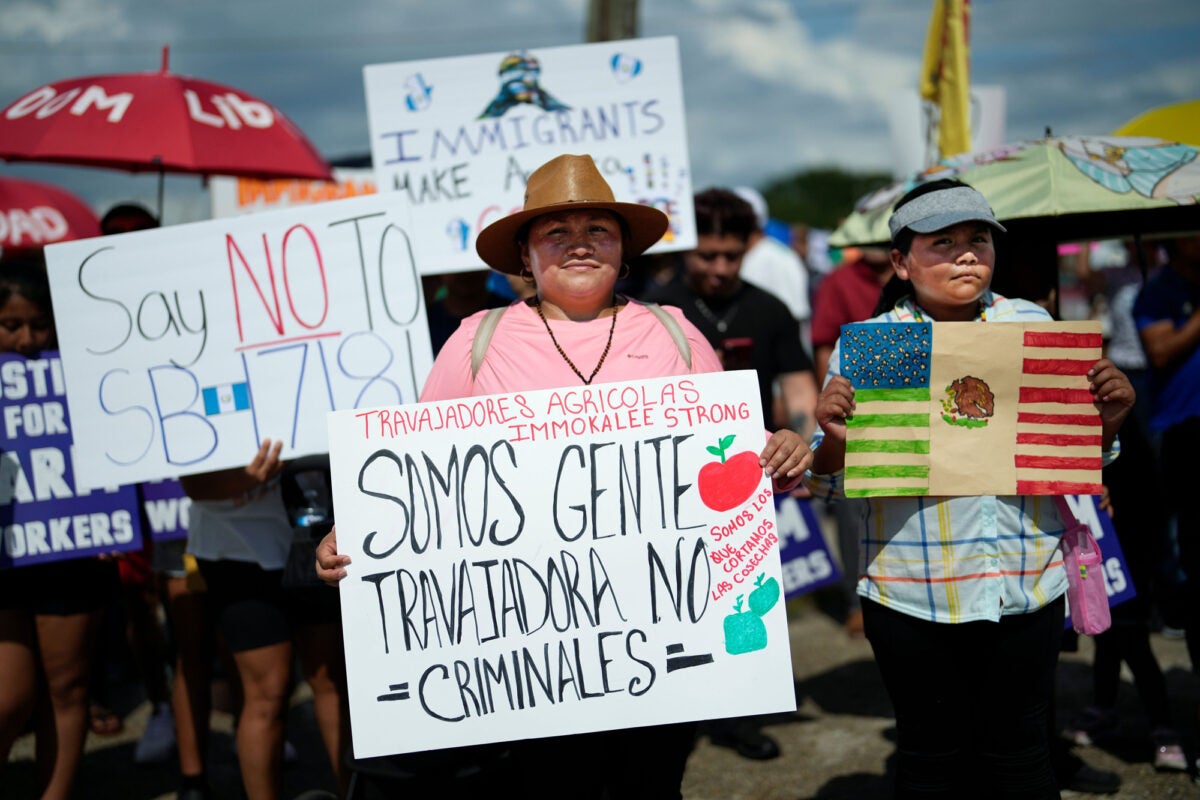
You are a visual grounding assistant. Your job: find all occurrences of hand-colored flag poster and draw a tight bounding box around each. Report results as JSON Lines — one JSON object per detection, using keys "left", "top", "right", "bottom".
{"left": 839, "top": 321, "right": 1102, "bottom": 497}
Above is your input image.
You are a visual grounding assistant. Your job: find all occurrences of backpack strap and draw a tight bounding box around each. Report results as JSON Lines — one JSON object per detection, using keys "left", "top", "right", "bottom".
{"left": 470, "top": 306, "right": 508, "bottom": 380}
{"left": 469, "top": 299, "right": 693, "bottom": 380}
{"left": 631, "top": 299, "right": 692, "bottom": 370}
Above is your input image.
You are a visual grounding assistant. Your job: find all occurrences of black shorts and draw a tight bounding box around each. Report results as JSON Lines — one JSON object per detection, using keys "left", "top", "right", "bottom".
{"left": 195, "top": 559, "right": 342, "bottom": 652}
{"left": 0, "top": 558, "right": 119, "bottom": 616}
{"left": 196, "top": 558, "right": 292, "bottom": 653}
{"left": 284, "top": 583, "right": 342, "bottom": 627}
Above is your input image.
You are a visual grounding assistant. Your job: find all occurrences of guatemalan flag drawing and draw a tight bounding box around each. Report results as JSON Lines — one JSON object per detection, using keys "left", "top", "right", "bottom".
{"left": 202, "top": 382, "right": 251, "bottom": 416}
{"left": 839, "top": 321, "right": 1103, "bottom": 498}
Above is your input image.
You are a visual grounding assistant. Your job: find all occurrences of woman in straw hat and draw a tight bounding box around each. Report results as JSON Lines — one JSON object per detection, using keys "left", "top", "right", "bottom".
{"left": 316, "top": 153, "right": 812, "bottom": 797}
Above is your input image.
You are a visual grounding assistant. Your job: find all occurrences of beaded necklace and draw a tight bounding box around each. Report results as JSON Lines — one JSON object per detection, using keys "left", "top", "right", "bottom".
{"left": 535, "top": 297, "right": 619, "bottom": 385}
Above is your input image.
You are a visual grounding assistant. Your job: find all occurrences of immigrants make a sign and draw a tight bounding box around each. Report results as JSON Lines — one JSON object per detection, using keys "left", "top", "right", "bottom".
{"left": 43, "top": 193, "right": 435, "bottom": 490}
{"left": 364, "top": 36, "right": 695, "bottom": 272}
{"left": 327, "top": 371, "right": 795, "bottom": 758}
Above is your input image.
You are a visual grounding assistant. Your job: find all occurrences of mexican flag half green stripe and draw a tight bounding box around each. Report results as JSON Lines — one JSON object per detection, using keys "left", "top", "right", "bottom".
{"left": 838, "top": 323, "right": 934, "bottom": 497}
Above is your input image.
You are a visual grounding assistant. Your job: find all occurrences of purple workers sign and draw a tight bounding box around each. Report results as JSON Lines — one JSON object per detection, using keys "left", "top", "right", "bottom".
{"left": 1, "top": 352, "right": 142, "bottom": 568}
{"left": 139, "top": 478, "right": 191, "bottom": 542}
{"left": 775, "top": 494, "right": 840, "bottom": 599}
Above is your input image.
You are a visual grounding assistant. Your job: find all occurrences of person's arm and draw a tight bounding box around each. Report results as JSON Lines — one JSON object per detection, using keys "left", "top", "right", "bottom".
{"left": 1139, "top": 310, "right": 1200, "bottom": 370}
{"left": 178, "top": 439, "right": 284, "bottom": 501}
{"left": 814, "top": 344, "right": 834, "bottom": 389}
{"left": 777, "top": 370, "right": 818, "bottom": 440}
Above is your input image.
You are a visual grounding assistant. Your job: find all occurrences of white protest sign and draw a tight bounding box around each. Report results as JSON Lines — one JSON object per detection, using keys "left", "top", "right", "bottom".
{"left": 364, "top": 36, "right": 695, "bottom": 273}
{"left": 43, "top": 193, "right": 435, "bottom": 489}
{"left": 328, "top": 370, "right": 795, "bottom": 758}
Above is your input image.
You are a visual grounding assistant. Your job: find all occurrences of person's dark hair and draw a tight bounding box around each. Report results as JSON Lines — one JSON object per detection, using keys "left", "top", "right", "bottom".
{"left": 0, "top": 254, "right": 53, "bottom": 316}
{"left": 693, "top": 188, "right": 756, "bottom": 242}
{"left": 100, "top": 202, "right": 159, "bottom": 234}
{"left": 871, "top": 273, "right": 909, "bottom": 318}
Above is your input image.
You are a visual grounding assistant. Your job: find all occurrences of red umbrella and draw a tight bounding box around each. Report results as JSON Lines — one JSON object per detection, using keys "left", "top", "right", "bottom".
{"left": 0, "top": 47, "right": 332, "bottom": 215}
{"left": 0, "top": 175, "right": 100, "bottom": 252}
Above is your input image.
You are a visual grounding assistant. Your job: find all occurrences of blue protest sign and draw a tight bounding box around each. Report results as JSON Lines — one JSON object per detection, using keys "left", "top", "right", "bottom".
{"left": 775, "top": 494, "right": 841, "bottom": 599}
{"left": 1, "top": 352, "right": 143, "bottom": 567}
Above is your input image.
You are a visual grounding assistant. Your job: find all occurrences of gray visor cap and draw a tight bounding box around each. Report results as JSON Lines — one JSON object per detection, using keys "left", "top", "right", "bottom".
{"left": 888, "top": 185, "right": 1007, "bottom": 241}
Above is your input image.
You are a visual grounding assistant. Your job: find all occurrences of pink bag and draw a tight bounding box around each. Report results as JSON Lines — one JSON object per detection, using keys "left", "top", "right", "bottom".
{"left": 1053, "top": 496, "right": 1111, "bottom": 636}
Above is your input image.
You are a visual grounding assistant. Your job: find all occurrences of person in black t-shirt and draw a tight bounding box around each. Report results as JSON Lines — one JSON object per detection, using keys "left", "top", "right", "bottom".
{"left": 644, "top": 188, "right": 818, "bottom": 762}
{"left": 645, "top": 188, "right": 817, "bottom": 437}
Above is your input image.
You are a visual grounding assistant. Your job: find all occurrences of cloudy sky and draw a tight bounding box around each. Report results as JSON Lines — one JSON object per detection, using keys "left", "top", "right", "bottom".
{"left": 2, "top": 0, "right": 1198, "bottom": 224}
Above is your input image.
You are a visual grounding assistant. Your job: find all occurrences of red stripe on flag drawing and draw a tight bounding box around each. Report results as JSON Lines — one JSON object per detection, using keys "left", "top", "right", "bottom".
{"left": 1016, "top": 480, "right": 1104, "bottom": 495}
{"left": 1016, "top": 433, "right": 1103, "bottom": 447}
{"left": 1019, "top": 387, "right": 1095, "bottom": 404}
{"left": 1018, "top": 412, "right": 1100, "bottom": 427}
{"left": 1014, "top": 455, "right": 1103, "bottom": 470}
{"left": 1023, "top": 331, "right": 1104, "bottom": 348}
{"left": 1022, "top": 358, "right": 1096, "bottom": 375}
{"left": 1016, "top": 328, "right": 1102, "bottom": 494}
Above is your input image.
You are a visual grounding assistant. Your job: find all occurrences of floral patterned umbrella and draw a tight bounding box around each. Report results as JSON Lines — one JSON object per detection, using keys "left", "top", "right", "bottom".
{"left": 830, "top": 136, "right": 1200, "bottom": 247}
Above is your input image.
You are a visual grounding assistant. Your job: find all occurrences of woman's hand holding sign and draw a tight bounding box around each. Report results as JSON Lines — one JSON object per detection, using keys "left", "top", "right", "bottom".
{"left": 316, "top": 526, "right": 348, "bottom": 586}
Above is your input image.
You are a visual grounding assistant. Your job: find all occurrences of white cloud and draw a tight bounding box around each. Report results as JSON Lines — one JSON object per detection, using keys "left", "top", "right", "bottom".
{"left": 689, "top": 1, "right": 916, "bottom": 106}
{"left": 0, "top": 0, "right": 132, "bottom": 41}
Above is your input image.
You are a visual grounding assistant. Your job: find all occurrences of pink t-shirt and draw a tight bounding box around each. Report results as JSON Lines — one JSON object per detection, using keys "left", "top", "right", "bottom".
{"left": 420, "top": 299, "right": 800, "bottom": 492}
{"left": 420, "top": 300, "right": 723, "bottom": 402}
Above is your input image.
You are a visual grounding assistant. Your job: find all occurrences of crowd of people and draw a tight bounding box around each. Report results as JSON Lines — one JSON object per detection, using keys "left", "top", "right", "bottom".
{"left": 2, "top": 153, "right": 1199, "bottom": 800}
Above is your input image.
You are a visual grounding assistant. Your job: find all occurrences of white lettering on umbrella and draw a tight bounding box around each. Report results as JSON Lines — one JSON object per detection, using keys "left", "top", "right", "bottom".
{"left": 0, "top": 207, "right": 70, "bottom": 247}
{"left": 185, "top": 90, "right": 275, "bottom": 130}
{"left": 185, "top": 90, "right": 226, "bottom": 128}
{"left": 4, "top": 85, "right": 133, "bottom": 124}
{"left": 212, "top": 96, "right": 242, "bottom": 129}
{"left": 223, "top": 94, "right": 273, "bottom": 128}
{"left": 71, "top": 85, "right": 135, "bottom": 124}
{"left": 36, "top": 88, "right": 82, "bottom": 119}
{"left": 5, "top": 87, "right": 56, "bottom": 119}
{"left": 32, "top": 207, "right": 69, "bottom": 241}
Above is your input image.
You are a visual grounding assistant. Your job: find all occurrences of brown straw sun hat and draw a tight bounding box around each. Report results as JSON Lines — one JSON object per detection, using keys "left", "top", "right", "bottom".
{"left": 475, "top": 153, "right": 670, "bottom": 275}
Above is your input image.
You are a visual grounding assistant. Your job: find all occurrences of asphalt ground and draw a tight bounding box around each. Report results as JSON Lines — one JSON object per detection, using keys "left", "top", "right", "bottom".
{"left": 6, "top": 595, "right": 1200, "bottom": 799}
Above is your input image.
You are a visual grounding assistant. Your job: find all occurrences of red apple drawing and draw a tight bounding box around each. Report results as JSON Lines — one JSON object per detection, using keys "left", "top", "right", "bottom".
{"left": 698, "top": 434, "right": 762, "bottom": 512}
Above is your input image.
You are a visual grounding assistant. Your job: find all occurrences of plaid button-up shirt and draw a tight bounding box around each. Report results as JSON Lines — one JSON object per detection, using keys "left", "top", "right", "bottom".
{"left": 806, "top": 293, "right": 1118, "bottom": 623}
